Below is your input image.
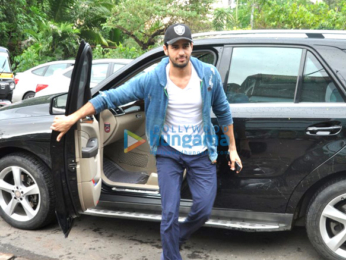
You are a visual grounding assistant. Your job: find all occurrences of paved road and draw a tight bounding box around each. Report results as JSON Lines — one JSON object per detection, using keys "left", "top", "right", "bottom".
{"left": 0, "top": 215, "right": 324, "bottom": 260}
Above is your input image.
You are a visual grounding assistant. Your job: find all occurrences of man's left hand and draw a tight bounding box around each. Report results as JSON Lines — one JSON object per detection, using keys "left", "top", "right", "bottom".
{"left": 228, "top": 149, "right": 242, "bottom": 174}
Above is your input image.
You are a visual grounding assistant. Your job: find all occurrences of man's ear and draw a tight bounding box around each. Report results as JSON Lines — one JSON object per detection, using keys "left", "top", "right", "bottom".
{"left": 163, "top": 45, "right": 168, "bottom": 56}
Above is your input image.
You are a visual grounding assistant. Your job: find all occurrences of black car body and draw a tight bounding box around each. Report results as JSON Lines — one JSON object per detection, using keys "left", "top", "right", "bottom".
{"left": 0, "top": 47, "right": 15, "bottom": 104}
{"left": 1, "top": 31, "right": 346, "bottom": 260}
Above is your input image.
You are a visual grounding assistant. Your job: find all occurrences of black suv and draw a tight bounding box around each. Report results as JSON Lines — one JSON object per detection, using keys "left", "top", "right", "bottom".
{"left": 0, "top": 46, "right": 15, "bottom": 105}
{"left": 0, "top": 31, "right": 346, "bottom": 260}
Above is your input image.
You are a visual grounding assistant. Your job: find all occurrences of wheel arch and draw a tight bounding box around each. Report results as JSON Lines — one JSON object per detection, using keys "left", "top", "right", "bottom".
{"left": 22, "top": 91, "right": 35, "bottom": 100}
{"left": 0, "top": 147, "right": 51, "bottom": 170}
{"left": 289, "top": 170, "right": 346, "bottom": 226}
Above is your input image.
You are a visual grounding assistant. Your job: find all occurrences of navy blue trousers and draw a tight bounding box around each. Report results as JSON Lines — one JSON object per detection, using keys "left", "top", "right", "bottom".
{"left": 156, "top": 143, "right": 217, "bottom": 260}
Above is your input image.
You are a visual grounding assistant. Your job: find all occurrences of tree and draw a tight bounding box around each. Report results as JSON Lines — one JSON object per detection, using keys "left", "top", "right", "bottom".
{"left": 73, "top": 0, "right": 123, "bottom": 46}
{"left": 0, "top": 0, "right": 47, "bottom": 55}
{"left": 233, "top": 0, "right": 346, "bottom": 30}
{"left": 104, "top": 0, "right": 214, "bottom": 50}
{"left": 253, "top": 0, "right": 346, "bottom": 30}
{"left": 13, "top": 20, "right": 80, "bottom": 72}
{"left": 213, "top": 7, "right": 237, "bottom": 31}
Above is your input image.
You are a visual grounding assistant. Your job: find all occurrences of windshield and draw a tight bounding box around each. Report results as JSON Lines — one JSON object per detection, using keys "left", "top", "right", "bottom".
{"left": 0, "top": 52, "right": 11, "bottom": 73}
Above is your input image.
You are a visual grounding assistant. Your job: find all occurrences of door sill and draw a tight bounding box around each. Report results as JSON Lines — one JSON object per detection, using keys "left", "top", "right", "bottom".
{"left": 84, "top": 208, "right": 290, "bottom": 232}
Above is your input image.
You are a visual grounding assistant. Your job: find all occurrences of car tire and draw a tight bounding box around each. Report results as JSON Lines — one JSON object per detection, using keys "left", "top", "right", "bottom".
{"left": 23, "top": 92, "right": 35, "bottom": 100}
{"left": 0, "top": 153, "right": 55, "bottom": 230}
{"left": 306, "top": 178, "right": 346, "bottom": 260}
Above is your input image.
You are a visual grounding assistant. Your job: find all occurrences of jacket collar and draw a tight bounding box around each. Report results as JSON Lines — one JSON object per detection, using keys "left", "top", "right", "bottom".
{"left": 155, "top": 56, "right": 205, "bottom": 87}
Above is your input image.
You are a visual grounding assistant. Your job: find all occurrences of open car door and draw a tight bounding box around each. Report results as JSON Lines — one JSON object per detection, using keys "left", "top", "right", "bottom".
{"left": 50, "top": 41, "right": 102, "bottom": 237}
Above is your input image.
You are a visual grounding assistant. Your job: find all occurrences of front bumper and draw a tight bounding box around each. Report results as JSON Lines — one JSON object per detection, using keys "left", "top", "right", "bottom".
{"left": 0, "top": 79, "right": 15, "bottom": 100}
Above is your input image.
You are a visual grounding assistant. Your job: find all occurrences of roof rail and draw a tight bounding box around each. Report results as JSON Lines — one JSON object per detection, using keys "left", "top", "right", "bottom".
{"left": 192, "top": 30, "right": 346, "bottom": 40}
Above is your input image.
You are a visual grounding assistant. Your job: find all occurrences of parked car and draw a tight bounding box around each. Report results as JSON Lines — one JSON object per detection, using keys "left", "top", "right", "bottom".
{"left": 1, "top": 30, "right": 346, "bottom": 260}
{"left": 0, "top": 46, "right": 15, "bottom": 104}
{"left": 12, "top": 60, "right": 75, "bottom": 102}
{"left": 35, "top": 59, "right": 133, "bottom": 97}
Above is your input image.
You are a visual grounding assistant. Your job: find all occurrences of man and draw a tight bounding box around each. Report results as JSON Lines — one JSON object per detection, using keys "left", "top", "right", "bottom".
{"left": 51, "top": 24, "right": 242, "bottom": 260}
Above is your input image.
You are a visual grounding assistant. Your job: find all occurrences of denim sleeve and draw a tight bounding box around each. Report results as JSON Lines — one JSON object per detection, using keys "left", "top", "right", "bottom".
{"left": 89, "top": 73, "right": 147, "bottom": 114}
{"left": 211, "top": 69, "right": 233, "bottom": 127}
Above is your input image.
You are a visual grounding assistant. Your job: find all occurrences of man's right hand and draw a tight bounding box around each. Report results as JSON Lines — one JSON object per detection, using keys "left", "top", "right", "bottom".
{"left": 50, "top": 114, "right": 78, "bottom": 142}
{"left": 50, "top": 102, "right": 96, "bottom": 142}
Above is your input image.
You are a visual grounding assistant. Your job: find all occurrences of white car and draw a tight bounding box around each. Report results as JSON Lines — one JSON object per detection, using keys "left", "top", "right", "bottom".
{"left": 12, "top": 60, "right": 75, "bottom": 102}
{"left": 35, "top": 59, "right": 132, "bottom": 97}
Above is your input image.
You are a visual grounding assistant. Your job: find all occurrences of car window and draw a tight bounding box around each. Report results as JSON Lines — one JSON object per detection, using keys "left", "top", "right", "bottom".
{"left": 301, "top": 52, "right": 343, "bottom": 102}
{"left": 108, "top": 50, "right": 216, "bottom": 107}
{"left": 64, "top": 69, "right": 73, "bottom": 78}
{"left": 193, "top": 51, "right": 215, "bottom": 65}
{"left": 45, "top": 63, "right": 69, "bottom": 77}
{"left": 32, "top": 66, "right": 47, "bottom": 76}
{"left": 126, "top": 50, "right": 216, "bottom": 81}
{"left": 113, "top": 63, "right": 126, "bottom": 73}
{"left": 226, "top": 47, "right": 302, "bottom": 103}
{"left": 0, "top": 53, "right": 11, "bottom": 73}
{"left": 91, "top": 63, "right": 108, "bottom": 84}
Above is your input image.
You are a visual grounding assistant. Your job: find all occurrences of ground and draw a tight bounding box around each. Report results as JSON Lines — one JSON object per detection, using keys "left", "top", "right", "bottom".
{"left": 0, "top": 215, "right": 324, "bottom": 260}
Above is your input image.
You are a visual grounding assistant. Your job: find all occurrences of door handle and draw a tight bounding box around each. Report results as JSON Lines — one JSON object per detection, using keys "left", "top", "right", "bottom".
{"left": 306, "top": 125, "right": 342, "bottom": 136}
{"left": 82, "top": 138, "right": 98, "bottom": 158}
{"left": 110, "top": 107, "right": 125, "bottom": 116}
{"left": 80, "top": 116, "right": 94, "bottom": 124}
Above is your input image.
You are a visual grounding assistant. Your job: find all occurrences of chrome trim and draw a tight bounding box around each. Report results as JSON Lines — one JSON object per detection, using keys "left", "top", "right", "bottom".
{"left": 210, "top": 103, "right": 346, "bottom": 119}
{"left": 84, "top": 208, "right": 292, "bottom": 232}
{"left": 112, "top": 187, "right": 159, "bottom": 195}
{"left": 193, "top": 30, "right": 346, "bottom": 40}
{"left": 80, "top": 116, "right": 94, "bottom": 123}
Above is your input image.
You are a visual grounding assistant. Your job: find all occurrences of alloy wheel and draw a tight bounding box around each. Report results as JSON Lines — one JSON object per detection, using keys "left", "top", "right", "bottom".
{"left": 320, "top": 194, "right": 346, "bottom": 258}
{"left": 0, "top": 166, "right": 41, "bottom": 222}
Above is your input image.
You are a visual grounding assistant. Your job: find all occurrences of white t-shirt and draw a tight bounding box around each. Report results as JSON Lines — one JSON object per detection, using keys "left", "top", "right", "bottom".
{"left": 162, "top": 64, "right": 207, "bottom": 155}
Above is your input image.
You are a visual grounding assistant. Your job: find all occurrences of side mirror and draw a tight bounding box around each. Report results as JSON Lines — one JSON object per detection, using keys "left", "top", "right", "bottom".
{"left": 50, "top": 93, "right": 67, "bottom": 115}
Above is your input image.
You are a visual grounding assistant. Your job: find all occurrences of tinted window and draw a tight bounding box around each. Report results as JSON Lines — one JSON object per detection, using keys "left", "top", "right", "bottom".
{"left": 301, "top": 52, "right": 343, "bottom": 102}
{"left": 193, "top": 52, "right": 215, "bottom": 65}
{"left": 32, "top": 66, "right": 47, "bottom": 76}
{"left": 45, "top": 63, "right": 68, "bottom": 77}
{"left": 91, "top": 63, "right": 108, "bottom": 84}
{"left": 113, "top": 50, "right": 216, "bottom": 90}
{"left": 227, "top": 47, "right": 302, "bottom": 103}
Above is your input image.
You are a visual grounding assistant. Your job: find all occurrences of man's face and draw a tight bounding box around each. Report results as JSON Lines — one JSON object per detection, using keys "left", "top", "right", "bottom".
{"left": 163, "top": 40, "right": 193, "bottom": 69}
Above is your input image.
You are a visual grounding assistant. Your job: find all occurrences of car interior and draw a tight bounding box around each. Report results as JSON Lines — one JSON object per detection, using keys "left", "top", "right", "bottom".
{"left": 51, "top": 50, "right": 218, "bottom": 204}
{"left": 97, "top": 51, "right": 216, "bottom": 192}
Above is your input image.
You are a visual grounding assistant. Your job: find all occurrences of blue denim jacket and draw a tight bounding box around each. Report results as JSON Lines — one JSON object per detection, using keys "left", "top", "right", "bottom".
{"left": 89, "top": 56, "right": 233, "bottom": 161}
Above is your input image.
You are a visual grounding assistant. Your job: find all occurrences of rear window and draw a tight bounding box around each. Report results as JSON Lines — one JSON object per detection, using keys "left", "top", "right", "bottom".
{"left": 32, "top": 66, "right": 46, "bottom": 76}
{"left": 301, "top": 51, "right": 343, "bottom": 102}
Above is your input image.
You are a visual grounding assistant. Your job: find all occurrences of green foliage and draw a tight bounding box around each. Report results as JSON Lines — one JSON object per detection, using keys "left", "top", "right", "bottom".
{"left": 48, "top": 0, "right": 77, "bottom": 22}
{"left": 105, "top": 0, "right": 214, "bottom": 50}
{"left": 236, "top": 0, "right": 346, "bottom": 30}
{"left": 13, "top": 44, "right": 54, "bottom": 72}
{"left": 92, "top": 44, "right": 144, "bottom": 59}
{"left": 0, "top": 0, "right": 47, "bottom": 55}
{"left": 13, "top": 21, "right": 80, "bottom": 72}
{"left": 5, "top": 0, "right": 346, "bottom": 74}
{"left": 213, "top": 7, "right": 237, "bottom": 31}
{"left": 74, "top": 0, "right": 120, "bottom": 46}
